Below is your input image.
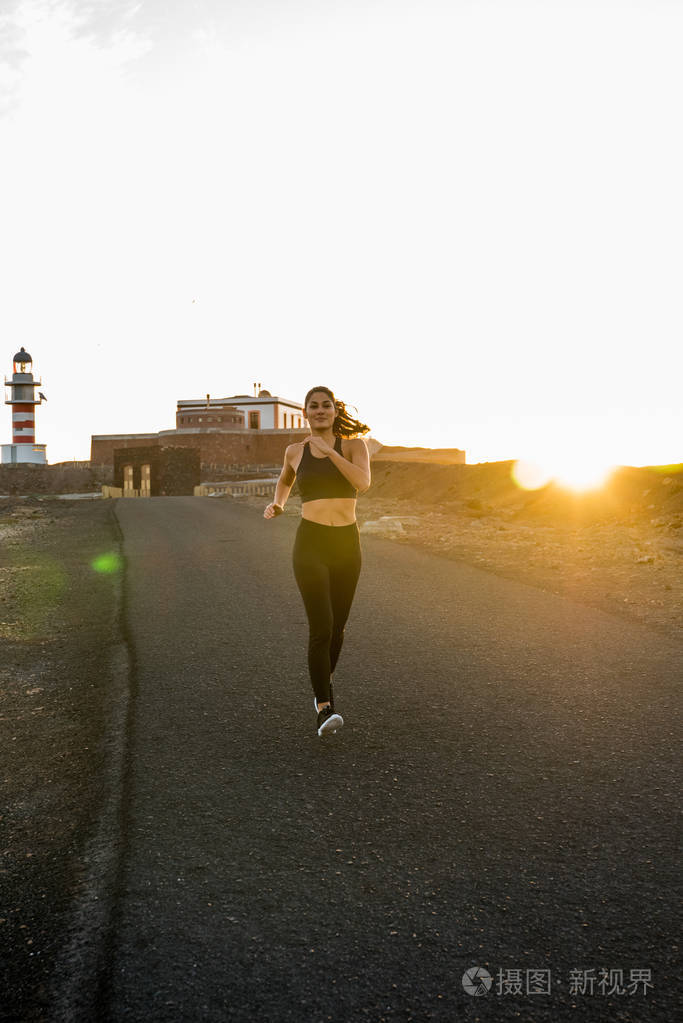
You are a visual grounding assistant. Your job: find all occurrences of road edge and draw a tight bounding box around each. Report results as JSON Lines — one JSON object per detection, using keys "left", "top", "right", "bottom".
{"left": 49, "top": 501, "right": 133, "bottom": 1022}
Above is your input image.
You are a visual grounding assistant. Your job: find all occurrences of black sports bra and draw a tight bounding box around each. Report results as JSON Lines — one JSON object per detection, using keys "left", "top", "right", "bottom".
{"left": 296, "top": 435, "right": 358, "bottom": 503}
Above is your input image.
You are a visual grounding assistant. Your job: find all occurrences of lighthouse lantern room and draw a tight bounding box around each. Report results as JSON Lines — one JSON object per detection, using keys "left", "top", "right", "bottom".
{"left": 2, "top": 347, "right": 47, "bottom": 464}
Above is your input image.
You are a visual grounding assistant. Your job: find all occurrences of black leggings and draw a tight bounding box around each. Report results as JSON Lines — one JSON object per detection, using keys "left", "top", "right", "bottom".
{"left": 292, "top": 518, "right": 362, "bottom": 704}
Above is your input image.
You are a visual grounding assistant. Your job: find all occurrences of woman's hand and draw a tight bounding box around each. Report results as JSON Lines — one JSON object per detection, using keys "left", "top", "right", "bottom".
{"left": 263, "top": 502, "right": 284, "bottom": 519}
{"left": 305, "top": 435, "right": 334, "bottom": 456}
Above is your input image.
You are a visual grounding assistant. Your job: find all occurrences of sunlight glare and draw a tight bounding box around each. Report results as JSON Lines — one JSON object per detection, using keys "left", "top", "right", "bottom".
{"left": 551, "top": 457, "right": 616, "bottom": 492}
{"left": 511, "top": 460, "right": 553, "bottom": 491}
{"left": 513, "top": 455, "right": 617, "bottom": 493}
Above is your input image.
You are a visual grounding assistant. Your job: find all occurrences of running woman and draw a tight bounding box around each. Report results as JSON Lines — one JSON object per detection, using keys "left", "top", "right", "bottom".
{"left": 264, "top": 386, "right": 371, "bottom": 737}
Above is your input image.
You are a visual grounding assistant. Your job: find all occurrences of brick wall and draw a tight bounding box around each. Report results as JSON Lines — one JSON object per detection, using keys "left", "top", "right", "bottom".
{"left": 91, "top": 430, "right": 308, "bottom": 470}
{"left": 113, "top": 445, "right": 201, "bottom": 496}
{"left": 159, "top": 447, "right": 201, "bottom": 496}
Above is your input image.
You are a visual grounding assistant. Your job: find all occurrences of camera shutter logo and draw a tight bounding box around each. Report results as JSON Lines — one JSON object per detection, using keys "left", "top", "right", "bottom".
{"left": 462, "top": 967, "right": 493, "bottom": 996}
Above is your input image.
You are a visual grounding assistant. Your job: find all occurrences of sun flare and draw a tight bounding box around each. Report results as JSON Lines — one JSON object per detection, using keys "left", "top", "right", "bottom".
{"left": 512, "top": 456, "right": 617, "bottom": 493}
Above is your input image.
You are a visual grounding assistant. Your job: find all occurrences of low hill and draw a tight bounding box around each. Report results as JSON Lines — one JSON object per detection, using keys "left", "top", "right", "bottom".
{"left": 372, "top": 444, "right": 465, "bottom": 464}
{"left": 367, "top": 457, "right": 683, "bottom": 525}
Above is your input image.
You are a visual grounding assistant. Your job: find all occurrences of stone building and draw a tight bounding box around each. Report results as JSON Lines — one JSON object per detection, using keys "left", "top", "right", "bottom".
{"left": 91, "top": 386, "right": 309, "bottom": 471}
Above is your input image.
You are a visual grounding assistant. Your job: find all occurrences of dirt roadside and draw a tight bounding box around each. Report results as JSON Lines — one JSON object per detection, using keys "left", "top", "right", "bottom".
{"left": 1, "top": 498, "right": 123, "bottom": 1022}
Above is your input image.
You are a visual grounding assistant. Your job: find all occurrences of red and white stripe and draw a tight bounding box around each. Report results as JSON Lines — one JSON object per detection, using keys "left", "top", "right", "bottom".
{"left": 13, "top": 404, "right": 35, "bottom": 444}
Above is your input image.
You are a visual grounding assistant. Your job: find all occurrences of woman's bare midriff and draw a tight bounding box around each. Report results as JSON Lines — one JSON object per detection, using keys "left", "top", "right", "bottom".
{"left": 301, "top": 498, "right": 357, "bottom": 526}
{"left": 292, "top": 439, "right": 357, "bottom": 526}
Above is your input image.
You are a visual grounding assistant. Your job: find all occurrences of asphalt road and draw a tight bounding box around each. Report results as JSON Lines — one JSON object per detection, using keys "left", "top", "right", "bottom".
{"left": 100, "top": 497, "right": 680, "bottom": 1022}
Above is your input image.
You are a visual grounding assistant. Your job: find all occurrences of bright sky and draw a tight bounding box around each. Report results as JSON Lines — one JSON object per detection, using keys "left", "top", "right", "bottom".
{"left": 1, "top": 0, "right": 681, "bottom": 470}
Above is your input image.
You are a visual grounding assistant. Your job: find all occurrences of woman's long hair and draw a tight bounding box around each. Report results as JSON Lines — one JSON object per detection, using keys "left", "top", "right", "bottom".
{"left": 303, "top": 385, "right": 371, "bottom": 438}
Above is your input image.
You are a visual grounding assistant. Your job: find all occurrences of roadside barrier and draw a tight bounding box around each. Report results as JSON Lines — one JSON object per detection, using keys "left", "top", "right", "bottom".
{"left": 194, "top": 479, "right": 277, "bottom": 498}
{"left": 102, "top": 480, "right": 278, "bottom": 499}
{"left": 202, "top": 463, "right": 282, "bottom": 474}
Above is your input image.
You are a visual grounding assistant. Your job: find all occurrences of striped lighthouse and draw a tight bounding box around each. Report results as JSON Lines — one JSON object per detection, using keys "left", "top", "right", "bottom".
{"left": 2, "top": 347, "right": 47, "bottom": 464}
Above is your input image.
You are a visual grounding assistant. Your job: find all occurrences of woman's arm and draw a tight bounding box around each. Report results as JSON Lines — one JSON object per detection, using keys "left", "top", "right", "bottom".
{"left": 264, "top": 446, "right": 297, "bottom": 518}
{"left": 326, "top": 437, "right": 371, "bottom": 493}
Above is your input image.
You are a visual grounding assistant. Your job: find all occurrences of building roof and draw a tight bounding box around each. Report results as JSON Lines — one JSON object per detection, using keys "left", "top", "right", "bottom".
{"left": 177, "top": 394, "right": 302, "bottom": 409}
{"left": 13, "top": 347, "right": 32, "bottom": 363}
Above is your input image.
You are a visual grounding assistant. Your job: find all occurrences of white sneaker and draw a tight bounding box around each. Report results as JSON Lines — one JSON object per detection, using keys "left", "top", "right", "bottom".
{"left": 316, "top": 703, "right": 344, "bottom": 737}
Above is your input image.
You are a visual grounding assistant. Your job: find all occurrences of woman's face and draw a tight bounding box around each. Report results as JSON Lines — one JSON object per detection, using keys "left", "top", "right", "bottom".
{"left": 305, "top": 391, "right": 336, "bottom": 425}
